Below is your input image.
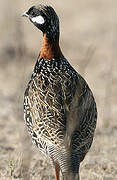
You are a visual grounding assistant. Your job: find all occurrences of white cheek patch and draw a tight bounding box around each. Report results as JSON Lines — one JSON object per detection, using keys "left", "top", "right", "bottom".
{"left": 31, "top": 15, "right": 45, "bottom": 24}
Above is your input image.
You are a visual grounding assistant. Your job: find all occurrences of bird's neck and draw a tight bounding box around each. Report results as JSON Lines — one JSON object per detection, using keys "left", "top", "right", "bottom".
{"left": 39, "top": 34, "right": 63, "bottom": 60}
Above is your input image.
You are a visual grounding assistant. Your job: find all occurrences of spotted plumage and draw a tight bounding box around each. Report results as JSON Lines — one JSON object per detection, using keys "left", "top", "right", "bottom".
{"left": 23, "top": 4, "right": 97, "bottom": 180}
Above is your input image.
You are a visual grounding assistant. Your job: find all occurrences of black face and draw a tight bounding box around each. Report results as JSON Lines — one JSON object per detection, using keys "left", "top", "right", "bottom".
{"left": 26, "top": 6, "right": 46, "bottom": 31}
{"left": 24, "top": 5, "right": 59, "bottom": 40}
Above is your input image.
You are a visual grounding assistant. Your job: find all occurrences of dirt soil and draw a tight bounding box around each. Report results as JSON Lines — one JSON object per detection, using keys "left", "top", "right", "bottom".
{"left": 0, "top": 0, "right": 117, "bottom": 180}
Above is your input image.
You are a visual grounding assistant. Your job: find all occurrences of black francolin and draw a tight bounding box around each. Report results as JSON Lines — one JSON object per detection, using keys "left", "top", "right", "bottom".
{"left": 22, "top": 4, "right": 97, "bottom": 180}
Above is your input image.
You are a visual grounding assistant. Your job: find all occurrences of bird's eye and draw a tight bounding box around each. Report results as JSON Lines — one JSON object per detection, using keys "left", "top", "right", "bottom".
{"left": 28, "top": 7, "right": 37, "bottom": 16}
{"left": 30, "top": 11, "right": 35, "bottom": 16}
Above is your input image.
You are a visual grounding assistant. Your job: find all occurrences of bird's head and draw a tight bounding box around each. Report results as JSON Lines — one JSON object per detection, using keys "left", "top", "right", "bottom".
{"left": 22, "top": 4, "right": 59, "bottom": 41}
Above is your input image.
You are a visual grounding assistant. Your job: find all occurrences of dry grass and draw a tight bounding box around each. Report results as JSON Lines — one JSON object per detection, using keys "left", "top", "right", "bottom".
{"left": 0, "top": 0, "right": 117, "bottom": 179}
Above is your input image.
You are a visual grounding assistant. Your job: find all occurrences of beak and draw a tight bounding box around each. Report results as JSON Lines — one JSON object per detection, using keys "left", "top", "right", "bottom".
{"left": 22, "top": 11, "right": 29, "bottom": 17}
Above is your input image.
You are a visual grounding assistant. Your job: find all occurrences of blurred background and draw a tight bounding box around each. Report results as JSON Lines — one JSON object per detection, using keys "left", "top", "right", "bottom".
{"left": 0, "top": 0, "right": 117, "bottom": 179}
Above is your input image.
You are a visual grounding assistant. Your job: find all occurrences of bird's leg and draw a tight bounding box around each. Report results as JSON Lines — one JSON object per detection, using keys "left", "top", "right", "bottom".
{"left": 55, "top": 164, "right": 60, "bottom": 180}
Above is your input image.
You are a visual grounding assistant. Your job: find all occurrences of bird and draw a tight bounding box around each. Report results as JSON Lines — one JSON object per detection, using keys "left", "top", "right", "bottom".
{"left": 22, "top": 4, "right": 97, "bottom": 180}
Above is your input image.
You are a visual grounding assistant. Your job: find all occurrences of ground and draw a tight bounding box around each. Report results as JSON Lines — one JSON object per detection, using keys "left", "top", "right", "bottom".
{"left": 0, "top": 0, "right": 117, "bottom": 180}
